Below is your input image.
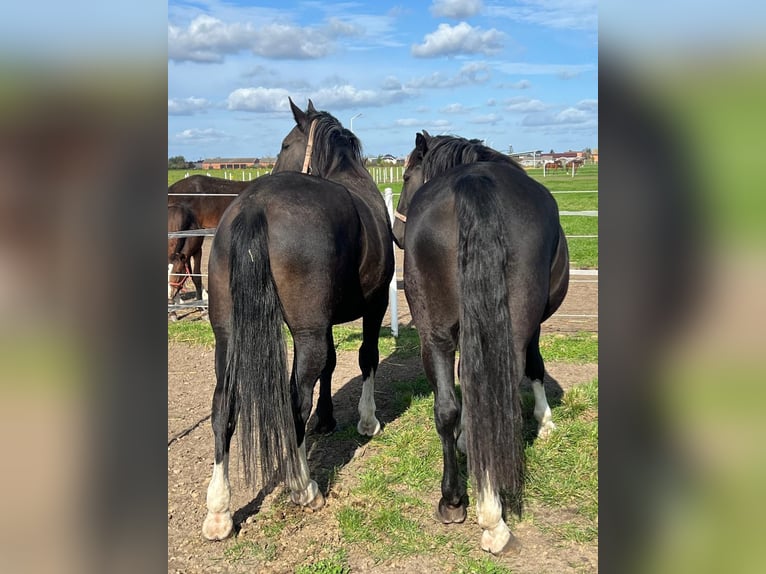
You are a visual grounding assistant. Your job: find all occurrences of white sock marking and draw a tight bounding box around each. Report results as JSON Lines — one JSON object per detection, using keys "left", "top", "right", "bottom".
{"left": 357, "top": 374, "right": 381, "bottom": 436}
{"left": 532, "top": 379, "right": 556, "bottom": 438}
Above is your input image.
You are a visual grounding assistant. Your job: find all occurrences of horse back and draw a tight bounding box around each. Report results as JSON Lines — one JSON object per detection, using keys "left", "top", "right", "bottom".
{"left": 210, "top": 173, "right": 369, "bottom": 328}
{"left": 404, "top": 162, "right": 566, "bottom": 333}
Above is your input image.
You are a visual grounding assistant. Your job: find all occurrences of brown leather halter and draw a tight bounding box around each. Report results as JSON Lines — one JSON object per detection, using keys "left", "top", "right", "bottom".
{"left": 301, "top": 119, "right": 318, "bottom": 174}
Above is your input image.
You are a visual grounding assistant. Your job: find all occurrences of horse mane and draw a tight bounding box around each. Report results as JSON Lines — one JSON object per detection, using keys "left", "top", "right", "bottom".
{"left": 308, "top": 112, "right": 368, "bottom": 180}
{"left": 421, "top": 136, "right": 524, "bottom": 181}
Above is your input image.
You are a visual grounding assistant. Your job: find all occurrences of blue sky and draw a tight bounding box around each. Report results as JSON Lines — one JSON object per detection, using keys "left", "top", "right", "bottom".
{"left": 168, "top": 0, "right": 597, "bottom": 161}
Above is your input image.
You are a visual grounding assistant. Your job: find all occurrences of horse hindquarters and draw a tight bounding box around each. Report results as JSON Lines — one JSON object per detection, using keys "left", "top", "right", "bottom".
{"left": 202, "top": 204, "right": 323, "bottom": 541}
{"left": 454, "top": 178, "right": 524, "bottom": 555}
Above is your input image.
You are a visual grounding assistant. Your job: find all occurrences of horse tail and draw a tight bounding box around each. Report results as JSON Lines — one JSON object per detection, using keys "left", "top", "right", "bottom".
{"left": 222, "top": 205, "right": 299, "bottom": 488}
{"left": 454, "top": 175, "right": 525, "bottom": 516}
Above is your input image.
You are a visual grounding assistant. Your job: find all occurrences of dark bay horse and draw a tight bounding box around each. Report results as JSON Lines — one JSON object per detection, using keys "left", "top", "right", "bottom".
{"left": 168, "top": 175, "right": 249, "bottom": 230}
{"left": 392, "top": 132, "right": 569, "bottom": 555}
{"left": 201, "top": 98, "right": 394, "bottom": 541}
{"left": 167, "top": 203, "right": 204, "bottom": 301}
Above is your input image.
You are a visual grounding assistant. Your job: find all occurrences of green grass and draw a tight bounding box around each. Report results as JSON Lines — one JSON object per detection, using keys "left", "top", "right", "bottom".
{"left": 333, "top": 373, "right": 599, "bottom": 559}
{"left": 167, "top": 318, "right": 215, "bottom": 346}
{"left": 528, "top": 164, "right": 599, "bottom": 192}
{"left": 169, "top": 323, "right": 598, "bottom": 367}
{"left": 540, "top": 332, "right": 599, "bottom": 364}
{"left": 295, "top": 550, "right": 351, "bottom": 574}
{"left": 525, "top": 378, "right": 599, "bottom": 542}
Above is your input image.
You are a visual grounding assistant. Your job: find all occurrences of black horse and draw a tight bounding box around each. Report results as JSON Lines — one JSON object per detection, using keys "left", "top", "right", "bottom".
{"left": 201, "top": 99, "right": 394, "bottom": 541}
{"left": 392, "top": 132, "right": 569, "bottom": 555}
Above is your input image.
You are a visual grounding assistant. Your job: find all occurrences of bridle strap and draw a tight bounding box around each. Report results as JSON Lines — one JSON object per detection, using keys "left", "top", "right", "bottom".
{"left": 394, "top": 210, "right": 407, "bottom": 223}
{"left": 301, "top": 119, "right": 318, "bottom": 174}
{"left": 169, "top": 263, "right": 192, "bottom": 288}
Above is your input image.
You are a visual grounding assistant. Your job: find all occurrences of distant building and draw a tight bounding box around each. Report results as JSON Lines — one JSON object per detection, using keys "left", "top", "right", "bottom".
{"left": 380, "top": 154, "right": 399, "bottom": 165}
{"left": 201, "top": 157, "right": 260, "bottom": 169}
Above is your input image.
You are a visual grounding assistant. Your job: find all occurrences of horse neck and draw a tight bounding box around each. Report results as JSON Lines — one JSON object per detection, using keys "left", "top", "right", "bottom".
{"left": 331, "top": 170, "right": 382, "bottom": 205}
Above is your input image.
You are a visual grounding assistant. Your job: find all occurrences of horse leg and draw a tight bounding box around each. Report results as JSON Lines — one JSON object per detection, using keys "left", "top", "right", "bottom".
{"left": 285, "top": 330, "right": 327, "bottom": 510}
{"left": 526, "top": 327, "right": 556, "bottom": 439}
{"left": 202, "top": 334, "right": 237, "bottom": 540}
{"left": 191, "top": 246, "right": 203, "bottom": 300}
{"left": 423, "top": 334, "right": 466, "bottom": 524}
{"left": 313, "top": 327, "right": 337, "bottom": 434}
{"left": 476, "top": 483, "right": 521, "bottom": 555}
{"left": 356, "top": 301, "right": 386, "bottom": 436}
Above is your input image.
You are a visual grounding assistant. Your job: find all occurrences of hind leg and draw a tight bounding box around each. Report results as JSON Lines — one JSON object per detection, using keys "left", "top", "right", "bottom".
{"left": 356, "top": 301, "right": 386, "bottom": 436}
{"left": 202, "top": 334, "right": 237, "bottom": 540}
{"left": 422, "top": 333, "right": 466, "bottom": 524}
{"left": 476, "top": 481, "right": 521, "bottom": 555}
{"left": 313, "top": 327, "right": 337, "bottom": 434}
{"left": 285, "top": 330, "right": 328, "bottom": 510}
{"left": 526, "top": 328, "right": 555, "bottom": 439}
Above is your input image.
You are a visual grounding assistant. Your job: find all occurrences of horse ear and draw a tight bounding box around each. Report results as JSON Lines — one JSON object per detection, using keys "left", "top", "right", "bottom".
{"left": 421, "top": 130, "right": 431, "bottom": 140}
{"left": 289, "top": 97, "right": 307, "bottom": 126}
{"left": 307, "top": 99, "right": 317, "bottom": 114}
{"left": 415, "top": 132, "right": 429, "bottom": 155}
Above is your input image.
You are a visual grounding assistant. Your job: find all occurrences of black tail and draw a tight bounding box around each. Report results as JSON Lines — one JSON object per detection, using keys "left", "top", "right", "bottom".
{"left": 222, "top": 206, "right": 299, "bottom": 488}
{"left": 454, "top": 175, "right": 525, "bottom": 516}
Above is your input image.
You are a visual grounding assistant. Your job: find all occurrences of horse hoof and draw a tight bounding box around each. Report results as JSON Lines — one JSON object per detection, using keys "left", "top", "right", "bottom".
{"left": 537, "top": 421, "right": 556, "bottom": 440}
{"left": 435, "top": 499, "right": 467, "bottom": 524}
{"left": 307, "top": 490, "right": 325, "bottom": 512}
{"left": 357, "top": 418, "right": 381, "bottom": 437}
{"left": 493, "top": 533, "right": 522, "bottom": 555}
{"left": 481, "top": 529, "right": 521, "bottom": 555}
{"left": 202, "top": 511, "right": 233, "bottom": 541}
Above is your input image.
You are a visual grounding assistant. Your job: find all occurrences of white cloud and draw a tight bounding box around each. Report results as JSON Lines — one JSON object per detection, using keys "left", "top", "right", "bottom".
{"left": 487, "top": 0, "right": 597, "bottom": 32}
{"left": 441, "top": 103, "right": 472, "bottom": 113}
{"left": 395, "top": 118, "right": 452, "bottom": 129}
{"left": 576, "top": 98, "right": 598, "bottom": 111}
{"left": 430, "top": 0, "right": 484, "bottom": 19}
{"left": 168, "top": 15, "right": 355, "bottom": 63}
{"left": 168, "top": 15, "right": 252, "bottom": 63}
{"left": 499, "top": 79, "right": 532, "bottom": 89}
{"left": 411, "top": 22, "right": 505, "bottom": 57}
{"left": 521, "top": 106, "right": 596, "bottom": 127}
{"left": 226, "top": 87, "right": 293, "bottom": 112}
{"left": 505, "top": 97, "right": 548, "bottom": 112}
{"left": 174, "top": 127, "right": 229, "bottom": 143}
{"left": 470, "top": 113, "right": 501, "bottom": 125}
{"left": 168, "top": 96, "right": 212, "bottom": 115}
{"left": 406, "top": 61, "right": 491, "bottom": 89}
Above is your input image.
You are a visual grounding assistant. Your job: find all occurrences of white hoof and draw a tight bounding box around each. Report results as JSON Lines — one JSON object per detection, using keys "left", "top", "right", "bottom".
{"left": 357, "top": 417, "right": 381, "bottom": 437}
{"left": 202, "top": 511, "right": 233, "bottom": 541}
{"left": 537, "top": 420, "right": 556, "bottom": 439}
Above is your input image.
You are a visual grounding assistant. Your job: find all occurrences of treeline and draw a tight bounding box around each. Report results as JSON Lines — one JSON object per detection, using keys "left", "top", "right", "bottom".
{"left": 168, "top": 156, "right": 196, "bottom": 169}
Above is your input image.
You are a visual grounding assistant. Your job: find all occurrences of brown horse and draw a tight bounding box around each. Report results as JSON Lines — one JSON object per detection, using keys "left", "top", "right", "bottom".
{"left": 168, "top": 203, "right": 204, "bottom": 302}
{"left": 167, "top": 175, "right": 249, "bottom": 229}
{"left": 201, "top": 99, "right": 394, "bottom": 541}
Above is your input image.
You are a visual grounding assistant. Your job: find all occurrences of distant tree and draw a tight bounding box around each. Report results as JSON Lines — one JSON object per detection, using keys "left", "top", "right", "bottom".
{"left": 583, "top": 147, "right": 593, "bottom": 159}
{"left": 168, "top": 155, "right": 189, "bottom": 169}
{"left": 508, "top": 145, "right": 514, "bottom": 155}
{"left": 550, "top": 149, "right": 555, "bottom": 154}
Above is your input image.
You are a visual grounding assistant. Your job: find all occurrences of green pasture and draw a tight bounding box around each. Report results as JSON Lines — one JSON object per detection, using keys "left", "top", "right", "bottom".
{"left": 169, "top": 321, "right": 597, "bottom": 572}
{"left": 168, "top": 164, "right": 598, "bottom": 269}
